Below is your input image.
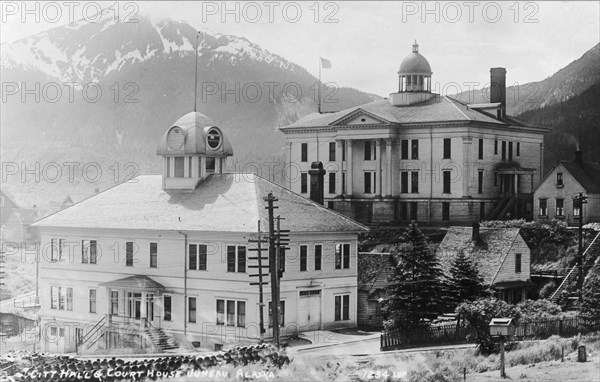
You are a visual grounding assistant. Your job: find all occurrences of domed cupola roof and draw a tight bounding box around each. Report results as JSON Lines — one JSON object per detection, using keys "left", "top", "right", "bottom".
{"left": 156, "top": 111, "right": 233, "bottom": 157}
{"left": 398, "top": 41, "right": 432, "bottom": 75}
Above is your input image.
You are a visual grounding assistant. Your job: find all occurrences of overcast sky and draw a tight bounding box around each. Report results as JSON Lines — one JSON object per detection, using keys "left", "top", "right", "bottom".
{"left": 2, "top": 1, "right": 599, "bottom": 96}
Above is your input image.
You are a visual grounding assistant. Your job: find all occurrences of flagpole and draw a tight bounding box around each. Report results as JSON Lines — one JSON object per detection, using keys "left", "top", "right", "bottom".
{"left": 318, "top": 58, "right": 322, "bottom": 114}
{"left": 194, "top": 32, "right": 200, "bottom": 112}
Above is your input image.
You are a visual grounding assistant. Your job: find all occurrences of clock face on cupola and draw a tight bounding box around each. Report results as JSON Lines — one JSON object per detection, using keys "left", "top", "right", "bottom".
{"left": 157, "top": 112, "right": 233, "bottom": 190}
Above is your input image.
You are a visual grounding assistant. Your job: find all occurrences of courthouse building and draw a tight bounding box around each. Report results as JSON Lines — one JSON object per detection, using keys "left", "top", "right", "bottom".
{"left": 279, "top": 42, "right": 548, "bottom": 224}
{"left": 32, "top": 112, "right": 367, "bottom": 353}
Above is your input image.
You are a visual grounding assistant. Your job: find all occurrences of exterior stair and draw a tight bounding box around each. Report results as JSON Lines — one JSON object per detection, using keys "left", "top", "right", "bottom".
{"left": 487, "top": 195, "right": 515, "bottom": 220}
{"left": 549, "top": 231, "right": 600, "bottom": 303}
{"left": 144, "top": 323, "right": 178, "bottom": 351}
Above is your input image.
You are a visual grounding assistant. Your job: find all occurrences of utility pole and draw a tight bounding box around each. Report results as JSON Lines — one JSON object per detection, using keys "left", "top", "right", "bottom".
{"left": 574, "top": 192, "right": 588, "bottom": 303}
{"left": 264, "top": 193, "right": 280, "bottom": 346}
{"left": 248, "top": 221, "right": 269, "bottom": 340}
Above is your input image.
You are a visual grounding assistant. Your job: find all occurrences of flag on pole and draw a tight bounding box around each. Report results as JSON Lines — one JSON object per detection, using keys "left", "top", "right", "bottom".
{"left": 320, "top": 57, "right": 332, "bottom": 69}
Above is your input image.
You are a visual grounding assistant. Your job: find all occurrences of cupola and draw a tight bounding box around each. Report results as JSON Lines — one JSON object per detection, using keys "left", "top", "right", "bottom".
{"left": 389, "top": 41, "right": 437, "bottom": 106}
{"left": 156, "top": 112, "right": 233, "bottom": 190}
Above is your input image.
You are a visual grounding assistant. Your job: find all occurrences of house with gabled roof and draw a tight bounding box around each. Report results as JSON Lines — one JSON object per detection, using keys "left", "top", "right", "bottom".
{"left": 357, "top": 252, "right": 397, "bottom": 329}
{"left": 533, "top": 150, "right": 600, "bottom": 225}
{"left": 279, "top": 42, "right": 547, "bottom": 225}
{"left": 436, "top": 224, "right": 532, "bottom": 304}
{"left": 32, "top": 111, "right": 368, "bottom": 354}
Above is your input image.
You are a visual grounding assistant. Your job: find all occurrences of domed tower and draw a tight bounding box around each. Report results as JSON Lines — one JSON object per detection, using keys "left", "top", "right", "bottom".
{"left": 156, "top": 112, "right": 233, "bottom": 190}
{"left": 389, "top": 41, "right": 437, "bottom": 106}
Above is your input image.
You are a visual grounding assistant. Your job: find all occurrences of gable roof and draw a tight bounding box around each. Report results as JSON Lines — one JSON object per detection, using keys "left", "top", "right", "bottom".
{"left": 358, "top": 252, "right": 396, "bottom": 291}
{"left": 32, "top": 174, "right": 368, "bottom": 234}
{"left": 280, "top": 96, "right": 533, "bottom": 131}
{"left": 100, "top": 275, "right": 165, "bottom": 291}
{"left": 534, "top": 160, "right": 600, "bottom": 194}
{"left": 436, "top": 227, "right": 522, "bottom": 285}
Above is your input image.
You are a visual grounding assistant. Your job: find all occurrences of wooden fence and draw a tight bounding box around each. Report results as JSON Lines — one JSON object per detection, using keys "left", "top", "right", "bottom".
{"left": 381, "top": 316, "right": 600, "bottom": 351}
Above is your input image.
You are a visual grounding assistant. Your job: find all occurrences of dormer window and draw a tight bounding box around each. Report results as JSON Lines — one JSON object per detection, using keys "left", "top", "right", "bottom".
{"left": 207, "top": 127, "right": 222, "bottom": 150}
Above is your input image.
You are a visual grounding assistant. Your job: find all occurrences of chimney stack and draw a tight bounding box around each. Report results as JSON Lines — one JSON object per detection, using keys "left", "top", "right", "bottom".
{"left": 575, "top": 150, "right": 583, "bottom": 164}
{"left": 308, "top": 162, "right": 326, "bottom": 205}
{"left": 472, "top": 222, "right": 480, "bottom": 242}
{"left": 490, "top": 67, "right": 506, "bottom": 119}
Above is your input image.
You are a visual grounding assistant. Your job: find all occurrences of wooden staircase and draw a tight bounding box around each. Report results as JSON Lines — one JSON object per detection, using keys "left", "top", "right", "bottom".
{"left": 144, "top": 321, "right": 178, "bottom": 351}
{"left": 550, "top": 232, "right": 600, "bottom": 303}
{"left": 488, "top": 195, "right": 516, "bottom": 220}
{"left": 76, "top": 316, "right": 106, "bottom": 354}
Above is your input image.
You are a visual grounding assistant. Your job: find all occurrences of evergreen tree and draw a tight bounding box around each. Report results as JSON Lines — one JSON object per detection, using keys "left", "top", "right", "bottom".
{"left": 382, "top": 222, "right": 449, "bottom": 330}
{"left": 449, "top": 250, "right": 488, "bottom": 305}
{"left": 580, "top": 258, "right": 600, "bottom": 326}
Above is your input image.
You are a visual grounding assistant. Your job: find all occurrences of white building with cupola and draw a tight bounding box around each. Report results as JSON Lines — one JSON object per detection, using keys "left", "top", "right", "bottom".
{"left": 280, "top": 42, "right": 548, "bottom": 224}
{"left": 32, "top": 112, "right": 367, "bottom": 354}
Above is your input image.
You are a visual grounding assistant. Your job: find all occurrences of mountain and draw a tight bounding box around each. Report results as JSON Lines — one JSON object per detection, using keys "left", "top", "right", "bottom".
{"left": 454, "top": 43, "right": 600, "bottom": 116}
{"left": 518, "top": 82, "right": 600, "bottom": 172}
{"left": 0, "top": 9, "right": 376, "bottom": 207}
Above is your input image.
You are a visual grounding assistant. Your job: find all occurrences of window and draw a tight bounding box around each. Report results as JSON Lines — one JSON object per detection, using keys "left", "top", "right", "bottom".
{"left": 301, "top": 173, "right": 308, "bottom": 194}
{"left": 508, "top": 142, "right": 513, "bottom": 161}
{"left": 206, "top": 157, "right": 216, "bottom": 173}
{"left": 167, "top": 157, "right": 171, "bottom": 177}
{"left": 237, "top": 301, "right": 246, "bottom": 327}
{"left": 364, "top": 141, "right": 376, "bottom": 161}
{"left": 174, "top": 157, "right": 185, "bottom": 178}
{"left": 189, "top": 244, "right": 197, "bottom": 270}
{"left": 411, "top": 140, "right": 419, "bottom": 159}
{"left": 188, "top": 297, "right": 196, "bottom": 323}
{"left": 443, "top": 138, "right": 451, "bottom": 159}
{"left": 227, "top": 300, "right": 235, "bottom": 326}
{"left": 198, "top": 245, "right": 207, "bottom": 270}
{"left": 268, "top": 301, "right": 285, "bottom": 327}
{"left": 400, "top": 171, "right": 409, "bottom": 193}
{"left": 556, "top": 198, "right": 564, "bottom": 216}
{"left": 216, "top": 300, "right": 225, "bottom": 325}
{"left": 150, "top": 242, "right": 157, "bottom": 268}
{"left": 573, "top": 201, "right": 581, "bottom": 217}
{"left": 328, "top": 173, "right": 336, "bottom": 194}
{"left": 556, "top": 173, "right": 563, "bottom": 187}
{"left": 501, "top": 141, "right": 506, "bottom": 161}
{"left": 515, "top": 253, "right": 522, "bottom": 273}
{"left": 401, "top": 140, "right": 408, "bottom": 159}
{"left": 478, "top": 170, "right": 484, "bottom": 194}
{"left": 188, "top": 156, "right": 193, "bottom": 177}
{"left": 443, "top": 170, "right": 451, "bottom": 194}
{"left": 301, "top": 143, "right": 308, "bottom": 162}
{"left": 516, "top": 142, "right": 520, "bottom": 156}
{"left": 364, "top": 172, "right": 376, "bottom": 194}
{"left": 480, "top": 202, "right": 485, "bottom": 221}
{"left": 111, "top": 291, "right": 119, "bottom": 315}
{"left": 89, "top": 290, "right": 96, "bottom": 313}
{"left": 442, "top": 202, "right": 450, "bottom": 221}
{"left": 226, "top": 245, "right": 246, "bottom": 273}
{"left": 399, "top": 201, "right": 408, "bottom": 221}
{"left": 335, "top": 243, "right": 351, "bottom": 269}
{"left": 163, "top": 295, "right": 172, "bottom": 321}
{"left": 82, "top": 240, "right": 97, "bottom": 264}
{"left": 51, "top": 238, "right": 64, "bottom": 262}
{"left": 300, "top": 245, "right": 307, "bottom": 271}
{"left": 334, "top": 295, "right": 350, "bottom": 321}
{"left": 314, "top": 245, "right": 322, "bottom": 271}
{"left": 51, "top": 286, "right": 73, "bottom": 311}
{"left": 539, "top": 199, "right": 548, "bottom": 216}
{"left": 494, "top": 140, "right": 498, "bottom": 155}
{"left": 126, "top": 242, "right": 134, "bottom": 266}
{"left": 342, "top": 172, "right": 346, "bottom": 194}
{"left": 494, "top": 172, "right": 498, "bottom": 187}
{"left": 411, "top": 171, "right": 419, "bottom": 193}
{"left": 329, "top": 142, "right": 335, "bottom": 162}
{"left": 478, "top": 138, "right": 484, "bottom": 160}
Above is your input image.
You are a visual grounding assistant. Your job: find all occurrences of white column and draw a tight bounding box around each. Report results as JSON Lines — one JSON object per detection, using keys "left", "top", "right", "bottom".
{"left": 347, "top": 141, "right": 353, "bottom": 196}
{"left": 336, "top": 140, "right": 344, "bottom": 196}
{"left": 386, "top": 139, "right": 393, "bottom": 197}
{"left": 462, "top": 137, "right": 472, "bottom": 197}
{"left": 376, "top": 140, "right": 382, "bottom": 197}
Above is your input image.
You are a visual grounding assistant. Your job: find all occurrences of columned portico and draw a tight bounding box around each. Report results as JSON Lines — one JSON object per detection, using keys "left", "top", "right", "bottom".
{"left": 346, "top": 140, "right": 353, "bottom": 196}
{"left": 385, "top": 139, "right": 393, "bottom": 197}
{"left": 336, "top": 140, "right": 344, "bottom": 196}
{"left": 376, "top": 139, "right": 382, "bottom": 197}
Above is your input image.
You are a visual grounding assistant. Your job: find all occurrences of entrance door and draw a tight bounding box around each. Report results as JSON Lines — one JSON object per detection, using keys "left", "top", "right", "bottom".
{"left": 298, "top": 290, "right": 321, "bottom": 331}
{"left": 146, "top": 294, "right": 155, "bottom": 324}
{"left": 127, "top": 293, "right": 142, "bottom": 319}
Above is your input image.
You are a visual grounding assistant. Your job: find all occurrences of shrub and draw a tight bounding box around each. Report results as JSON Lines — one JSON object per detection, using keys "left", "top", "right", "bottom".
{"left": 538, "top": 281, "right": 557, "bottom": 299}
{"left": 517, "top": 299, "right": 563, "bottom": 321}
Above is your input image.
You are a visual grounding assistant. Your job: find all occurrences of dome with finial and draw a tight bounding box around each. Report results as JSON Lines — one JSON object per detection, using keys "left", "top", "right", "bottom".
{"left": 398, "top": 40, "right": 432, "bottom": 75}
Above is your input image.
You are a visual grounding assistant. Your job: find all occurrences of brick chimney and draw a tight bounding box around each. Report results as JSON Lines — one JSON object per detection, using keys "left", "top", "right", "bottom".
{"left": 308, "top": 162, "right": 326, "bottom": 205}
{"left": 472, "top": 222, "right": 480, "bottom": 242}
{"left": 575, "top": 149, "right": 583, "bottom": 164}
{"left": 490, "top": 67, "right": 506, "bottom": 119}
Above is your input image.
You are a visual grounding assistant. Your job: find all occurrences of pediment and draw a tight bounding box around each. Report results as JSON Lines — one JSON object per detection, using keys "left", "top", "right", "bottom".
{"left": 330, "top": 108, "right": 392, "bottom": 126}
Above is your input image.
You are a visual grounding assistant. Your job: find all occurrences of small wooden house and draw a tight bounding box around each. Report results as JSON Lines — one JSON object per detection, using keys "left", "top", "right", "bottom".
{"left": 357, "top": 252, "right": 397, "bottom": 329}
